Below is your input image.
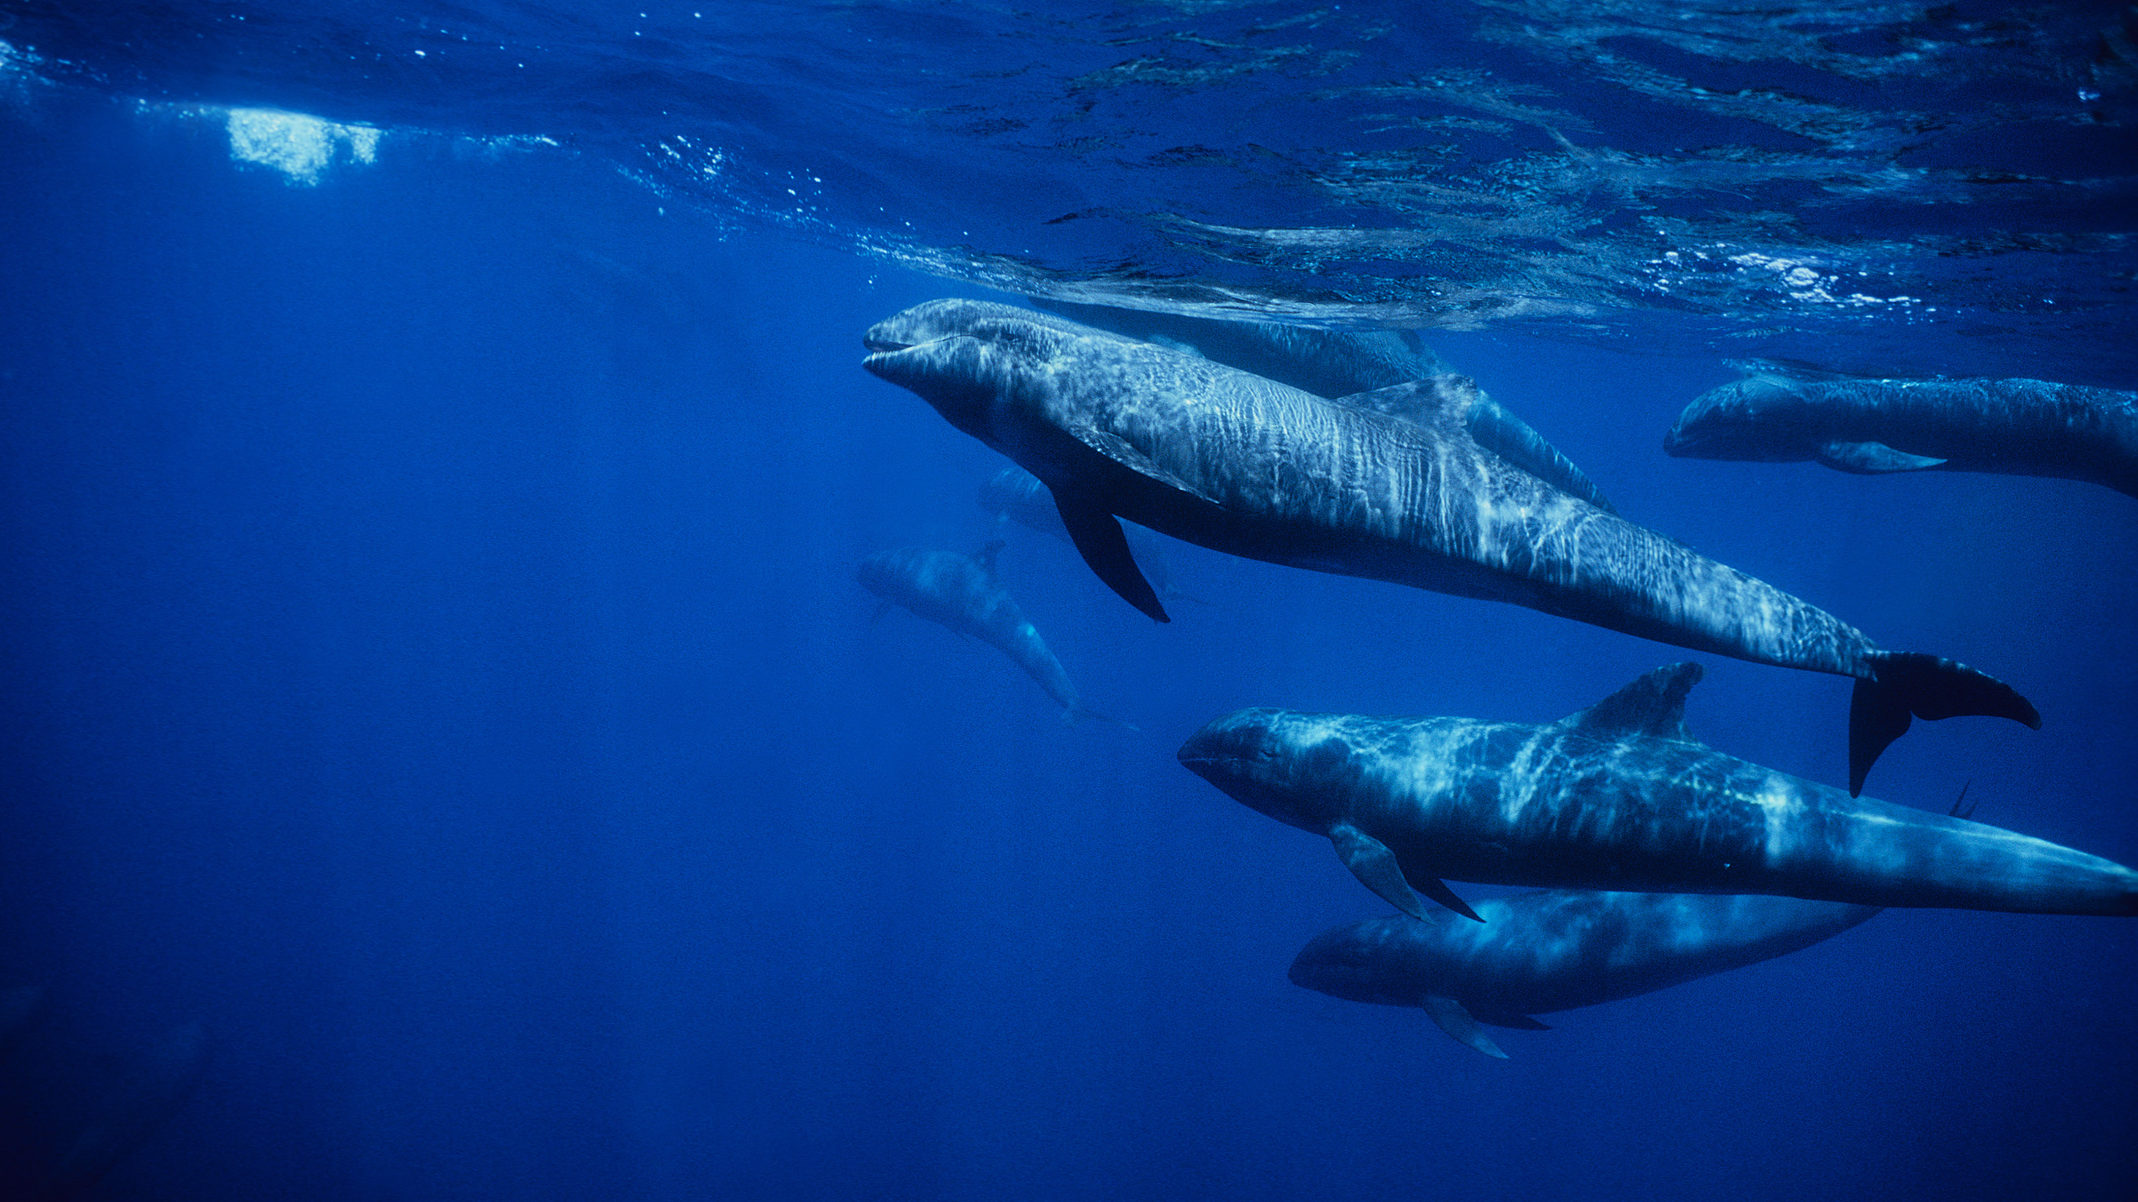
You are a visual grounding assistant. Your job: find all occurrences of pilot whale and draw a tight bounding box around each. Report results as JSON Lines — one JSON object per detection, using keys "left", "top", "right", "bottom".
{"left": 1178, "top": 663, "right": 2134, "bottom": 920}
{"left": 1289, "top": 891, "right": 1880, "bottom": 1058}
{"left": 857, "top": 542, "right": 1121, "bottom": 725}
{"left": 1665, "top": 372, "right": 2138, "bottom": 498}
{"left": 864, "top": 299, "right": 2038, "bottom": 792}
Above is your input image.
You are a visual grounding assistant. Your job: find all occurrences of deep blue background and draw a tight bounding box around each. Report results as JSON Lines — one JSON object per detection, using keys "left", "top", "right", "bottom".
{"left": 2, "top": 89, "right": 2134, "bottom": 1199}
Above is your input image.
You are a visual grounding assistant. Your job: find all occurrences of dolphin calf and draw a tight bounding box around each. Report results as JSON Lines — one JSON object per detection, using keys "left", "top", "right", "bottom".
{"left": 857, "top": 542, "right": 1122, "bottom": 725}
{"left": 1665, "top": 372, "right": 2138, "bottom": 498}
{"left": 1040, "top": 300, "right": 1616, "bottom": 511}
{"left": 1178, "top": 662, "right": 2134, "bottom": 920}
{"left": 1290, "top": 891, "right": 1880, "bottom": 1058}
{"left": 864, "top": 299, "right": 2037, "bottom": 791}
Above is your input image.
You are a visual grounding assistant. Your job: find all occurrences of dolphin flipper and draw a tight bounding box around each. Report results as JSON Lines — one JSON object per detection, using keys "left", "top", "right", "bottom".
{"left": 1848, "top": 651, "right": 2041, "bottom": 795}
{"left": 1329, "top": 823, "right": 1427, "bottom": 920}
{"left": 1816, "top": 440, "right": 1947, "bottom": 474}
{"left": 1400, "top": 863, "right": 1483, "bottom": 923}
{"left": 1422, "top": 995, "right": 1509, "bottom": 1059}
{"left": 1053, "top": 488, "right": 1170, "bottom": 622}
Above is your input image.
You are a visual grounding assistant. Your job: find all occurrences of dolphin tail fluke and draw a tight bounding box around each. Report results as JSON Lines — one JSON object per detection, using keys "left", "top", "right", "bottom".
{"left": 1422, "top": 995, "right": 1509, "bottom": 1059}
{"left": 1848, "top": 652, "right": 2041, "bottom": 796}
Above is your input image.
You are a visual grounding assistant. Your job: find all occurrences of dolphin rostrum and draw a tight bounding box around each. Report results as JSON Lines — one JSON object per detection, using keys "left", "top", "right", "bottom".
{"left": 856, "top": 542, "right": 1124, "bottom": 726}
{"left": 1178, "top": 662, "right": 2134, "bottom": 920}
{"left": 1665, "top": 371, "right": 2138, "bottom": 498}
{"left": 864, "top": 299, "right": 2038, "bottom": 792}
{"left": 1289, "top": 891, "right": 1880, "bottom": 1058}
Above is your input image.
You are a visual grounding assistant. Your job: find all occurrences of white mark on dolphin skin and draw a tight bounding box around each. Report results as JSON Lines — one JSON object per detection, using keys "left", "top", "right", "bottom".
{"left": 1755, "top": 776, "right": 1804, "bottom": 864}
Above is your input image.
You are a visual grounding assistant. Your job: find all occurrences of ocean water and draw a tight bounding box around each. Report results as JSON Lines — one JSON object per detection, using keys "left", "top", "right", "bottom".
{"left": 0, "top": 3, "right": 2133, "bottom": 1199}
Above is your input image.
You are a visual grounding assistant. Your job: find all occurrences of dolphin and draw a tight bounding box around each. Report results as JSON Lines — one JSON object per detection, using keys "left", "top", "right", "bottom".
{"left": 976, "top": 464, "right": 1186, "bottom": 602}
{"left": 1289, "top": 891, "right": 1880, "bottom": 1058}
{"left": 1665, "top": 372, "right": 2138, "bottom": 498}
{"left": 1178, "top": 662, "right": 2135, "bottom": 920}
{"left": 864, "top": 299, "right": 2038, "bottom": 792}
{"left": 857, "top": 542, "right": 1123, "bottom": 726}
{"left": 1038, "top": 300, "right": 1616, "bottom": 511}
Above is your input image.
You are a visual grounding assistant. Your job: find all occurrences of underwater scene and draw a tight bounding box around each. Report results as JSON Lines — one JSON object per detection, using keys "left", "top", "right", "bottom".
{"left": 0, "top": 3, "right": 2133, "bottom": 1199}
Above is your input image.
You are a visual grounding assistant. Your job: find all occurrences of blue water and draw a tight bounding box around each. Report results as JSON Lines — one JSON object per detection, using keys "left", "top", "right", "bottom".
{"left": 0, "top": 4, "right": 2133, "bottom": 1199}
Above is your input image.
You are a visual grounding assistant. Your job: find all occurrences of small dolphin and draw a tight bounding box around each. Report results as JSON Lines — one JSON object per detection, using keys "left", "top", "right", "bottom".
{"left": 865, "top": 299, "right": 2037, "bottom": 792}
{"left": 1289, "top": 891, "right": 1880, "bottom": 1058}
{"left": 857, "top": 542, "right": 1123, "bottom": 726}
{"left": 1665, "top": 372, "right": 2138, "bottom": 498}
{"left": 977, "top": 465, "right": 1186, "bottom": 601}
{"left": 1038, "top": 300, "right": 1615, "bottom": 511}
{"left": 1179, "top": 663, "right": 2133, "bottom": 920}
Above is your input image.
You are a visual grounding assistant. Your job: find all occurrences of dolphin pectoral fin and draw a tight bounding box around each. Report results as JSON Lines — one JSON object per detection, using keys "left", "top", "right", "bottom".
{"left": 975, "top": 539, "right": 1005, "bottom": 575}
{"left": 1329, "top": 824, "right": 1427, "bottom": 920}
{"left": 1422, "top": 995, "right": 1509, "bottom": 1059}
{"left": 1816, "top": 440, "right": 1947, "bottom": 474}
{"left": 1404, "top": 870, "right": 1483, "bottom": 923}
{"left": 1052, "top": 489, "right": 1170, "bottom": 622}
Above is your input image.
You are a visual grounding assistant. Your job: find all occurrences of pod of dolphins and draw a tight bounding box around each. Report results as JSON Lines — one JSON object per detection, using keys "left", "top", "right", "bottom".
{"left": 857, "top": 298, "right": 2135, "bottom": 1057}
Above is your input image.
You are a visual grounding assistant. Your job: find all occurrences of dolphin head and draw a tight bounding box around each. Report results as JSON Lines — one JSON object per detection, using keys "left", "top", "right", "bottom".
{"left": 863, "top": 300, "right": 1072, "bottom": 444}
{"left": 1663, "top": 376, "right": 1819, "bottom": 461}
{"left": 1288, "top": 915, "right": 1436, "bottom": 1005}
{"left": 1178, "top": 708, "right": 1360, "bottom": 834}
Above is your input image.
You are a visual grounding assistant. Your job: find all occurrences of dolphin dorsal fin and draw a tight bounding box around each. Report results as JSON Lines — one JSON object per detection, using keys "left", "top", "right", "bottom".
{"left": 975, "top": 539, "right": 1006, "bottom": 575}
{"left": 1333, "top": 375, "right": 1617, "bottom": 512}
{"left": 1557, "top": 663, "right": 1704, "bottom": 742}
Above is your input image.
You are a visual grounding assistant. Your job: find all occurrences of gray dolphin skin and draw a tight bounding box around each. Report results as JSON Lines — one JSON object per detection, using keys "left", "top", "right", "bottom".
{"left": 1178, "top": 663, "right": 2136, "bottom": 920}
{"left": 1039, "top": 299, "right": 1616, "bottom": 512}
{"left": 1665, "top": 373, "right": 2138, "bottom": 498}
{"left": 1289, "top": 891, "right": 1880, "bottom": 1058}
{"left": 863, "top": 298, "right": 2038, "bottom": 792}
{"left": 857, "top": 542, "right": 1105, "bottom": 723}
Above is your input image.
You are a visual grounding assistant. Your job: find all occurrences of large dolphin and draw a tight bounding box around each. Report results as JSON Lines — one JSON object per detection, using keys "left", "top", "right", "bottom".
{"left": 864, "top": 299, "right": 2038, "bottom": 792}
{"left": 857, "top": 542, "right": 1122, "bottom": 725}
{"left": 1178, "top": 663, "right": 2135, "bottom": 920}
{"left": 1289, "top": 891, "right": 1880, "bottom": 1058}
{"left": 1040, "top": 299, "right": 1616, "bottom": 511}
{"left": 1665, "top": 372, "right": 2138, "bottom": 498}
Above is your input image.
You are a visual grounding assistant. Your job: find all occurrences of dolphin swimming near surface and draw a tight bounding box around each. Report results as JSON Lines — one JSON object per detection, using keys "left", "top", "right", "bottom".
{"left": 856, "top": 542, "right": 1124, "bottom": 726}
{"left": 1289, "top": 891, "right": 1881, "bottom": 1058}
{"left": 1038, "top": 300, "right": 1616, "bottom": 512}
{"left": 1665, "top": 372, "right": 2138, "bottom": 498}
{"left": 1178, "top": 662, "right": 2134, "bottom": 920}
{"left": 864, "top": 299, "right": 2038, "bottom": 792}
